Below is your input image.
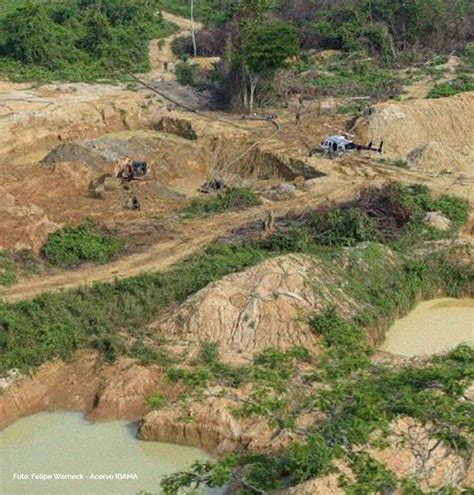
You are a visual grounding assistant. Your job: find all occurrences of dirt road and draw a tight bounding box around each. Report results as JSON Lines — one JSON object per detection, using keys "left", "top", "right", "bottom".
{"left": 147, "top": 11, "right": 204, "bottom": 81}
{"left": 0, "top": 180, "right": 362, "bottom": 303}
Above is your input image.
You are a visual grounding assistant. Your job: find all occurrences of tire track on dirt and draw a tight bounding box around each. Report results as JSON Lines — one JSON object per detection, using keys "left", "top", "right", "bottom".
{"left": 0, "top": 182, "right": 362, "bottom": 303}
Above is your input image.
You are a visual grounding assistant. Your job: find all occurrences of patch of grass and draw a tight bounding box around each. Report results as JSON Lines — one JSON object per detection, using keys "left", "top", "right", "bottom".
{"left": 183, "top": 187, "right": 262, "bottom": 217}
{"left": 392, "top": 159, "right": 408, "bottom": 168}
{"left": 305, "top": 57, "right": 401, "bottom": 98}
{"left": 337, "top": 100, "right": 368, "bottom": 115}
{"left": 145, "top": 391, "right": 167, "bottom": 409}
{"left": 308, "top": 208, "right": 380, "bottom": 247}
{"left": 0, "top": 249, "right": 45, "bottom": 288}
{"left": 427, "top": 77, "right": 474, "bottom": 98}
{"left": 0, "top": 251, "right": 17, "bottom": 287}
{"left": 434, "top": 195, "right": 469, "bottom": 226}
{"left": 0, "top": 242, "right": 270, "bottom": 372}
{"left": 42, "top": 220, "right": 124, "bottom": 267}
{"left": 426, "top": 43, "right": 474, "bottom": 99}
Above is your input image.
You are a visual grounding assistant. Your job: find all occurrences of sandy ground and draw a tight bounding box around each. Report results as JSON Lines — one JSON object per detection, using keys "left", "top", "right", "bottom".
{"left": 0, "top": 13, "right": 472, "bottom": 303}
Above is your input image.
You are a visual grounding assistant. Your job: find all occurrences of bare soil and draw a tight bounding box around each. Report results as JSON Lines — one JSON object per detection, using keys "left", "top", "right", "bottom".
{"left": 0, "top": 14, "right": 471, "bottom": 304}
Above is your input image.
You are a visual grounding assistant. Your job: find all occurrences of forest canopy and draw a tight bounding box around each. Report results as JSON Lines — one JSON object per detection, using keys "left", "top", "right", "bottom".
{"left": 0, "top": 0, "right": 175, "bottom": 81}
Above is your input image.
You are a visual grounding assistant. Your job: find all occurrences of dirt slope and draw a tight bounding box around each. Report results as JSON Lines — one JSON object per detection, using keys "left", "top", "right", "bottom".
{"left": 147, "top": 12, "right": 204, "bottom": 81}
{"left": 353, "top": 91, "right": 474, "bottom": 167}
{"left": 154, "top": 253, "right": 367, "bottom": 362}
{"left": 0, "top": 83, "right": 160, "bottom": 159}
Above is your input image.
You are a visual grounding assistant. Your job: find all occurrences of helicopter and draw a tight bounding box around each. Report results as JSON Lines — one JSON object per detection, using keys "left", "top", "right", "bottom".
{"left": 320, "top": 135, "right": 384, "bottom": 154}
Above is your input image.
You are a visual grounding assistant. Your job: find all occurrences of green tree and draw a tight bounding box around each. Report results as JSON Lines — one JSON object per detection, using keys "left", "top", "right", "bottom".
{"left": 79, "top": 10, "right": 113, "bottom": 57}
{"left": 1, "top": 5, "right": 70, "bottom": 67}
{"left": 241, "top": 20, "right": 299, "bottom": 112}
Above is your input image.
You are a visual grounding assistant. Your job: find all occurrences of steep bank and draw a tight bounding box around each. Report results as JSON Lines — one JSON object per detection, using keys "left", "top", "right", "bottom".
{"left": 0, "top": 82, "right": 162, "bottom": 159}
{"left": 0, "top": 351, "right": 163, "bottom": 430}
{"left": 353, "top": 91, "right": 474, "bottom": 175}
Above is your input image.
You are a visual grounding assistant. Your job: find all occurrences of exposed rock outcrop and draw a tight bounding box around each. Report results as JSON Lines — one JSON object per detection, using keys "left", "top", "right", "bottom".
{"left": 153, "top": 254, "right": 367, "bottom": 362}
{"left": 138, "top": 389, "right": 297, "bottom": 455}
{"left": 423, "top": 211, "right": 452, "bottom": 231}
{"left": 370, "top": 417, "right": 469, "bottom": 490}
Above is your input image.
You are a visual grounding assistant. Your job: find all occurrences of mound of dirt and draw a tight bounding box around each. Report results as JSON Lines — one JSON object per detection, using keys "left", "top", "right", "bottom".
{"left": 353, "top": 92, "right": 474, "bottom": 159}
{"left": 41, "top": 142, "right": 110, "bottom": 168}
{"left": 153, "top": 253, "right": 371, "bottom": 362}
{"left": 41, "top": 132, "right": 175, "bottom": 168}
{"left": 0, "top": 194, "right": 61, "bottom": 252}
{"left": 40, "top": 130, "right": 205, "bottom": 183}
{"left": 406, "top": 141, "right": 471, "bottom": 175}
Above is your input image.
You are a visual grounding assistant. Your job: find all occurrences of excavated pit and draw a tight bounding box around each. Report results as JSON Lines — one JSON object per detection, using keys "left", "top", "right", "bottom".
{"left": 2, "top": 126, "right": 326, "bottom": 252}
{"left": 40, "top": 129, "right": 325, "bottom": 188}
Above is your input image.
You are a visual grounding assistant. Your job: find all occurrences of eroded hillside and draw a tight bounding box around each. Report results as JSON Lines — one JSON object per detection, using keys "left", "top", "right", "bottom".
{"left": 0, "top": 6, "right": 473, "bottom": 495}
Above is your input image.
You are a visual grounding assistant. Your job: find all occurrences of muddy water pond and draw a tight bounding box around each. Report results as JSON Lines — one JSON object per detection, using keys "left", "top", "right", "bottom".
{"left": 1, "top": 412, "right": 212, "bottom": 495}
{"left": 381, "top": 298, "right": 474, "bottom": 357}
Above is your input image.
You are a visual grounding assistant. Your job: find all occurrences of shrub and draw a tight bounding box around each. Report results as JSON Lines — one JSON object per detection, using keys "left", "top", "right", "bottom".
{"left": 341, "top": 454, "right": 398, "bottom": 494}
{"left": 262, "top": 226, "right": 312, "bottom": 252}
{"left": 284, "top": 434, "right": 335, "bottom": 483}
{"left": 175, "top": 60, "right": 198, "bottom": 86}
{"left": 166, "top": 366, "right": 213, "bottom": 388}
{"left": 310, "top": 307, "right": 372, "bottom": 377}
{"left": 309, "top": 208, "right": 380, "bottom": 246}
{"left": 42, "top": 220, "right": 124, "bottom": 267}
{"left": 433, "top": 195, "right": 469, "bottom": 225}
{"left": 393, "top": 159, "right": 408, "bottom": 168}
{"left": 145, "top": 392, "right": 167, "bottom": 409}
{"left": 184, "top": 187, "right": 261, "bottom": 217}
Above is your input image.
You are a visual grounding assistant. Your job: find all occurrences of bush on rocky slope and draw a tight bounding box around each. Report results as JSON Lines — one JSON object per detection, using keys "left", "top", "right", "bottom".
{"left": 161, "top": 332, "right": 473, "bottom": 494}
